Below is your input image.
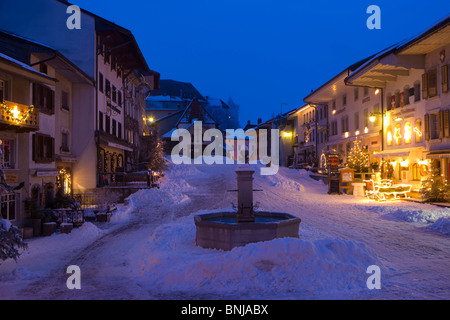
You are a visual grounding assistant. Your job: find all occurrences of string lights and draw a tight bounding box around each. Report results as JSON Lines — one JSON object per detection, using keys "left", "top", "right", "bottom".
{"left": 0, "top": 101, "right": 35, "bottom": 124}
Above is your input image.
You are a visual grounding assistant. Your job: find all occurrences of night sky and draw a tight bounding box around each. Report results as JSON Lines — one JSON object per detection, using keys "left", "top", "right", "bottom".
{"left": 75, "top": 0, "right": 449, "bottom": 127}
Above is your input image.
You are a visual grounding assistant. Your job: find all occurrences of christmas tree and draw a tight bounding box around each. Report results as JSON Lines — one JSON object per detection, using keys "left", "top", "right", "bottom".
{"left": 139, "top": 131, "right": 168, "bottom": 173}
{"left": 423, "top": 161, "right": 449, "bottom": 202}
{"left": 347, "top": 140, "right": 369, "bottom": 172}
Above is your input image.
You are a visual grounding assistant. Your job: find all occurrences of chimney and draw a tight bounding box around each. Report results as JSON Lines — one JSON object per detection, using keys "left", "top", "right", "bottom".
{"left": 257, "top": 118, "right": 262, "bottom": 124}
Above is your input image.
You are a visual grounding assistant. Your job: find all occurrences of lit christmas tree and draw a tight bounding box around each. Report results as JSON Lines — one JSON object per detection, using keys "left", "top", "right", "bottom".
{"left": 347, "top": 140, "right": 369, "bottom": 172}
{"left": 422, "top": 161, "right": 449, "bottom": 202}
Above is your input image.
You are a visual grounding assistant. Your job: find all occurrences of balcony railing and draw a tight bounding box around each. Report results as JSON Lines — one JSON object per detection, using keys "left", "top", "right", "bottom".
{"left": 0, "top": 100, "right": 39, "bottom": 132}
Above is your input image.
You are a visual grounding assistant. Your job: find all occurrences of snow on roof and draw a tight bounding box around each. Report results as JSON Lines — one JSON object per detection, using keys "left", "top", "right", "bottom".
{"left": 0, "top": 52, "right": 55, "bottom": 80}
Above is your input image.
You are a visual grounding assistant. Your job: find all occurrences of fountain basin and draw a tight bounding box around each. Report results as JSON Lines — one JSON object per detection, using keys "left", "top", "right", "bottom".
{"left": 195, "top": 212, "right": 301, "bottom": 251}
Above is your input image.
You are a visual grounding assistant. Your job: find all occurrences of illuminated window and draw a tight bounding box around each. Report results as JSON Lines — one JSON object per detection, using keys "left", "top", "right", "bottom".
{"left": 0, "top": 138, "right": 15, "bottom": 169}
{"left": 394, "top": 124, "right": 402, "bottom": 145}
{"left": 415, "top": 119, "right": 422, "bottom": 143}
{"left": 387, "top": 127, "right": 393, "bottom": 146}
{"left": 404, "top": 122, "right": 412, "bottom": 144}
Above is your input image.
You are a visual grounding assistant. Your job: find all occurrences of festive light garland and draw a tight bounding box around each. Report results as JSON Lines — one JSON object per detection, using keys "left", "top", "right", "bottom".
{"left": 0, "top": 100, "right": 35, "bottom": 124}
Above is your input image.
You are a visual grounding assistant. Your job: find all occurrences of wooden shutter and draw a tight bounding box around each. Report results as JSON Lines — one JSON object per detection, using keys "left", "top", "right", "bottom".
{"left": 50, "top": 137, "right": 55, "bottom": 162}
{"left": 429, "top": 69, "right": 437, "bottom": 98}
{"left": 424, "top": 114, "right": 430, "bottom": 141}
{"left": 439, "top": 111, "right": 444, "bottom": 139}
{"left": 422, "top": 73, "right": 429, "bottom": 100}
{"left": 443, "top": 65, "right": 449, "bottom": 94}
{"left": 444, "top": 110, "right": 450, "bottom": 137}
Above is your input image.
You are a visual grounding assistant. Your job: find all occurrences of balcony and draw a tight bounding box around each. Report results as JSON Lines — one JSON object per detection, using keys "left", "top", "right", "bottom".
{"left": 0, "top": 100, "right": 39, "bottom": 132}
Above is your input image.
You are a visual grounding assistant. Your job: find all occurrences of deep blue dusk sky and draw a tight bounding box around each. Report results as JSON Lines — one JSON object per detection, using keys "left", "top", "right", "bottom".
{"left": 76, "top": 0, "right": 449, "bottom": 127}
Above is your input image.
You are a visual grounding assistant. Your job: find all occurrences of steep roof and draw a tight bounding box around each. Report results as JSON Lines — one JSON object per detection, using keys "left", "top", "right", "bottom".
{"left": 176, "top": 99, "right": 216, "bottom": 126}
{"left": 150, "top": 79, "right": 205, "bottom": 101}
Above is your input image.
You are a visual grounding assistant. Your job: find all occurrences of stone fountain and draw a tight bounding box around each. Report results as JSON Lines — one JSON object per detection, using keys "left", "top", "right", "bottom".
{"left": 195, "top": 165, "right": 301, "bottom": 251}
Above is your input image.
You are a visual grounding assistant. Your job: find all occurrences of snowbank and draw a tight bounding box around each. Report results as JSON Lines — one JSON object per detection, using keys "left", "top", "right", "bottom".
{"left": 359, "top": 203, "right": 450, "bottom": 235}
{"left": 111, "top": 163, "right": 197, "bottom": 222}
{"left": 137, "top": 211, "right": 382, "bottom": 299}
{"left": 429, "top": 217, "right": 450, "bottom": 235}
{"left": 0, "top": 222, "right": 103, "bottom": 287}
{"left": 263, "top": 174, "right": 305, "bottom": 192}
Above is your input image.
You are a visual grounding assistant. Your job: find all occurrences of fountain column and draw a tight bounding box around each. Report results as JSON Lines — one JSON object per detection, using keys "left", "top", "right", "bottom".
{"left": 235, "top": 165, "right": 255, "bottom": 223}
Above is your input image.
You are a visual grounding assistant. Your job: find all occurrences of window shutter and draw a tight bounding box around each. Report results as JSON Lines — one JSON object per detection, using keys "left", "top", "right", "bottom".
{"left": 443, "top": 65, "right": 449, "bottom": 94}
{"left": 424, "top": 114, "right": 430, "bottom": 141}
{"left": 50, "top": 89, "right": 55, "bottom": 114}
{"left": 422, "top": 73, "right": 428, "bottom": 100}
{"left": 50, "top": 137, "right": 55, "bottom": 161}
{"left": 439, "top": 111, "right": 444, "bottom": 139}
{"left": 445, "top": 110, "right": 450, "bottom": 137}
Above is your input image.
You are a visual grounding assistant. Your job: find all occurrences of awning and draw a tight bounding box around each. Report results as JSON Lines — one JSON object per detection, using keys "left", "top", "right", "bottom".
{"left": 372, "top": 148, "right": 413, "bottom": 158}
{"left": 426, "top": 150, "right": 450, "bottom": 159}
{"left": 373, "top": 147, "right": 425, "bottom": 159}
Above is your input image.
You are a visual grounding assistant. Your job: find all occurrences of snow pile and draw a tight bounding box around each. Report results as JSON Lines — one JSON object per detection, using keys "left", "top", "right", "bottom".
{"left": 362, "top": 204, "right": 450, "bottom": 223}
{"left": 428, "top": 217, "right": 450, "bottom": 235}
{"left": 137, "top": 211, "right": 382, "bottom": 299}
{"left": 263, "top": 174, "right": 305, "bottom": 192}
{"left": 390, "top": 207, "right": 450, "bottom": 224}
{"left": 0, "top": 222, "right": 103, "bottom": 286}
{"left": 111, "top": 164, "right": 197, "bottom": 222}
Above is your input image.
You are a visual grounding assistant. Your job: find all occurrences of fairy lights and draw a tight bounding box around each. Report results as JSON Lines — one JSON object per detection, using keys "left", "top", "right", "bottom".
{"left": 1, "top": 100, "right": 35, "bottom": 125}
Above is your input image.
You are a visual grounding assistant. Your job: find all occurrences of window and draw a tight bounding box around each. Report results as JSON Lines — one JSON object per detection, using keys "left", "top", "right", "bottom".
{"left": 364, "top": 87, "right": 369, "bottom": 97}
{"left": 32, "top": 83, "right": 55, "bottom": 114}
{"left": 414, "top": 82, "right": 421, "bottom": 102}
{"left": 105, "top": 79, "right": 111, "bottom": 97}
{"left": 341, "top": 116, "right": 349, "bottom": 133}
{"left": 118, "top": 122, "right": 122, "bottom": 139}
{"left": 387, "top": 127, "right": 393, "bottom": 146}
{"left": 61, "top": 132, "right": 69, "bottom": 152}
{"left": 404, "top": 86, "right": 410, "bottom": 106}
{"left": 404, "top": 122, "right": 412, "bottom": 144}
{"left": 415, "top": 119, "right": 422, "bottom": 143}
{"left": 411, "top": 163, "right": 420, "bottom": 181}
{"left": 428, "top": 69, "right": 438, "bottom": 98}
{"left": 343, "top": 94, "right": 347, "bottom": 106}
{"left": 386, "top": 94, "right": 392, "bottom": 111}
{"left": 32, "top": 133, "right": 54, "bottom": 163}
{"left": 99, "top": 111, "right": 104, "bottom": 132}
{"left": 430, "top": 114, "right": 439, "bottom": 139}
{"left": 112, "top": 119, "right": 116, "bottom": 137}
{"left": 61, "top": 91, "right": 69, "bottom": 111}
{"left": 118, "top": 90, "right": 122, "bottom": 107}
{"left": 354, "top": 88, "right": 359, "bottom": 101}
{"left": 1, "top": 192, "right": 16, "bottom": 221}
{"left": 39, "top": 63, "right": 48, "bottom": 75}
{"left": 98, "top": 73, "right": 104, "bottom": 93}
{"left": 331, "top": 120, "right": 338, "bottom": 136}
{"left": 354, "top": 112, "right": 359, "bottom": 130}
{"left": 394, "top": 124, "right": 402, "bottom": 145}
{"left": 422, "top": 70, "right": 438, "bottom": 99}
{"left": 112, "top": 85, "right": 117, "bottom": 103}
{"left": 442, "top": 64, "right": 449, "bottom": 94}
{"left": 373, "top": 104, "right": 380, "bottom": 126}
{"left": 105, "top": 115, "right": 110, "bottom": 134}
{"left": 0, "top": 138, "right": 15, "bottom": 169}
{"left": 395, "top": 91, "right": 400, "bottom": 109}
{"left": 364, "top": 109, "right": 369, "bottom": 127}
{"left": 0, "top": 79, "right": 8, "bottom": 101}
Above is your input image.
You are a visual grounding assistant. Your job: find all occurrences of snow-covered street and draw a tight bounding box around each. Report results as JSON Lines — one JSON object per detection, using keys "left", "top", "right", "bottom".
{"left": 1, "top": 161, "right": 449, "bottom": 300}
